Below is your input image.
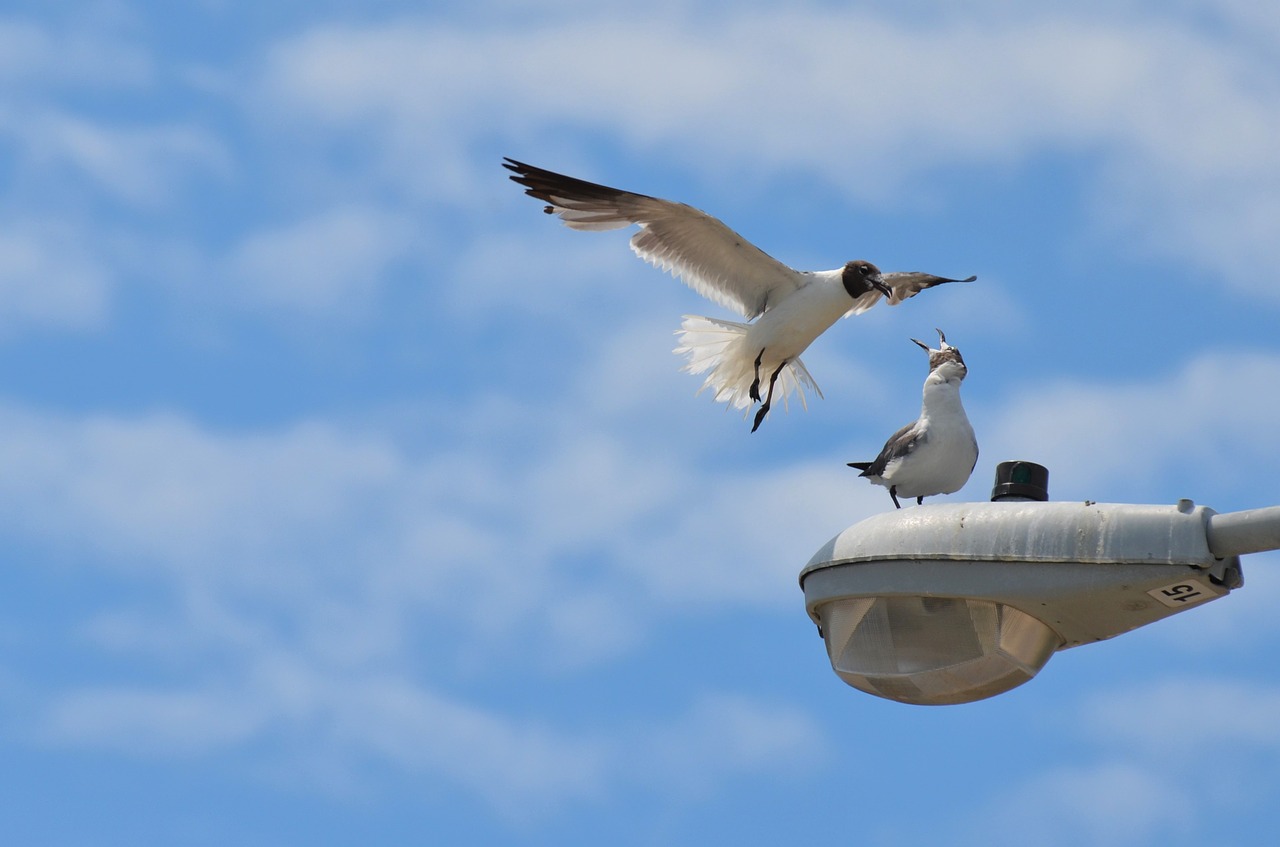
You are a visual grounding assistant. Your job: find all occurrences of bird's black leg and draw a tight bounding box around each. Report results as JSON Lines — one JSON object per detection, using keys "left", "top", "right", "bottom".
{"left": 890, "top": 486, "right": 902, "bottom": 509}
{"left": 916, "top": 495, "right": 924, "bottom": 505}
{"left": 751, "top": 361, "right": 787, "bottom": 433}
{"left": 749, "top": 349, "right": 766, "bottom": 402}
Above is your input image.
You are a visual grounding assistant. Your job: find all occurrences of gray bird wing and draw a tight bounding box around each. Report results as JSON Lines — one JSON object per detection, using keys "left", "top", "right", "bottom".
{"left": 504, "top": 158, "right": 807, "bottom": 320}
{"left": 856, "top": 421, "right": 926, "bottom": 478}
{"left": 881, "top": 272, "right": 977, "bottom": 306}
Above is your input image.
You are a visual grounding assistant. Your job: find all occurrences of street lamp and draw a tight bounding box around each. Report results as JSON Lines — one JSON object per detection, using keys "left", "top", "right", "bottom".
{"left": 800, "top": 461, "right": 1278, "bottom": 706}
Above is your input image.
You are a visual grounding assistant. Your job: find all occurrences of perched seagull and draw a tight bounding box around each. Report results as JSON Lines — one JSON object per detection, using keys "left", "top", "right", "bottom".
{"left": 503, "top": 157, "right": 975, "bottom": 431}
{"left": 848, "top": 329, "right": 978, "bottom": 508}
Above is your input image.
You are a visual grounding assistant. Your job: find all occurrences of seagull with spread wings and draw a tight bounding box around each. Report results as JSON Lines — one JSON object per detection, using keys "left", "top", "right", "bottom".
{"left": 504, "top": 158, "right": 975, "bottom": 431}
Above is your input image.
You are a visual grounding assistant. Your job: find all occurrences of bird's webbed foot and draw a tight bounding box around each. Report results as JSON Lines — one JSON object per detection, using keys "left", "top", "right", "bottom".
{"left": 749, "top": 349, "right": 765, "bottom": 402}
{"left": 750, "top": 361, "right": 787, "bottom": 433}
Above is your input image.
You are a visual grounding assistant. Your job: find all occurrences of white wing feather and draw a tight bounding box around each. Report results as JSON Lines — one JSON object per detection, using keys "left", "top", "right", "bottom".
{"left": 505, "top": 159, "right": 807, "bottom": 320}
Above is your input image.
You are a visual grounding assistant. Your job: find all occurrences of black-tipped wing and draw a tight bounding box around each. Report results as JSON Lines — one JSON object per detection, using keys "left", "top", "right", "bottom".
{"left": 849, "top": 421, "right": 924, "bottom": 478}
{"left": 881, "top": 272, "right": 976, "bottom": 306}
{"left": 504, "top": 158, "right": 806, "bottom": 320}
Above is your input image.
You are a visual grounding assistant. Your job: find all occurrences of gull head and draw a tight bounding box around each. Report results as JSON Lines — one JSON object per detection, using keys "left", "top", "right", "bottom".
{"left": 911, "top": 328, "right": 968, "bottom": 380}
{"left": 844, "top": 260, "right": 891, "bottom": 297}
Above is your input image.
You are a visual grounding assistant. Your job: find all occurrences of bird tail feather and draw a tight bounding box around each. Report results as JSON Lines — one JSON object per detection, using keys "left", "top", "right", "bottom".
{"left": 673, "top": 315, "right": 823, "bottom": 414}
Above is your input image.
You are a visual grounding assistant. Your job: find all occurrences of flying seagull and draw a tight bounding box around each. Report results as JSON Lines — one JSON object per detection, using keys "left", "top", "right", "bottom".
{"left": 503, "top": 157, "right": 975, "bottom": 431}
{"left": 848, "top": 329, "right": 978, "bottom": 508}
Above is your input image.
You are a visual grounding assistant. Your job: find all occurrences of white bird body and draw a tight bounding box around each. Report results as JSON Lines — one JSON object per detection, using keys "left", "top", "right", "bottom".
{"left": 677, "top": 268, "right": 881, "bottom": 410}
{"left": 850, "top": 331, "right": 978, "bottom": 508}
{"left": 503, "top": 158, "right": 974, "bottom": 430}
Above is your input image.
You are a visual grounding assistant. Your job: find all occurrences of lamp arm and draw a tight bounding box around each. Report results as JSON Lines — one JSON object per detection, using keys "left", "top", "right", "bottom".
{"left": 1206, "top": 506, "right": 1280, "bottom": 558}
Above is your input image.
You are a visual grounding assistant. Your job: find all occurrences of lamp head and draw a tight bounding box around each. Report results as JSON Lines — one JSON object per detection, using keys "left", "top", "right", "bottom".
{"left": 801, "top": 500, "right": 1241, "bottom": 705}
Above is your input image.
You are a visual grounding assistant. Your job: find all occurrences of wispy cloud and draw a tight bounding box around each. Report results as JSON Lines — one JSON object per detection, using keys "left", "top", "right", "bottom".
{"left": 4, "top": 4, "right": 1280, "bottom": 839}
{"left": 0, "top": 388, "right": 827, "bottom": 736}
{"left": 34, "top": 659, "right": 612, "bottom": 816}
{"left": 33, "top": 654, "right": 818, "bottom": 817}
{"left": 2, "top": 341, "right": 1269, "bottom": 682}
{"left": 0, "top": 19, "right": 228, "bottom": 335}
{"left": 256, "top": 8, "right": 1280, "bottom": 304}
{"left": 622, "top": 693, "right": 822, "bottom": 796}
{"left": 983, "top": 350, "right": 1280, "bottom": 503}
{"left": 6, "top": 109, "right": 231, "bottom": 207}
{"left": 963, "top": 761, "right": 1191, "bottom": 847}
{"left": 227, "top": 205, "right": 419, "bottom": 318}
{"left": 0, "top": 224, "right": 112, "bottom": 335}
{"left": 0, "top": 17, "right": 152, "bottom": 89}
{"left": 0, "top": 18, "right": 223, "bottom": 209}
{"left": 1082, "top": 676, "right": 1280, "bottom": 758}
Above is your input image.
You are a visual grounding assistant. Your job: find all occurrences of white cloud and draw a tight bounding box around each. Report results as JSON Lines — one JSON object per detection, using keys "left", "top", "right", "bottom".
{"left": 0, "top": 21, "right": 229, "bottom": 336}
{"left": 1, "top": 107, "right": 232, "bottom": 207}
{"left": 1210, "top": 0, "right": 1280, "bottom": 48}
{"left": 0, "top": 224, "right": 112, "bottom": 334}
{"left": 1005, "top": 672, "right": 1280, "bottom": 840}
{"left": 35, "top": 659, "right": 611, "bottom": 817}
{"left": 1081, "top": 676, "right": 1280, "bottom": 758}
{"left": 628, "top": 461, "right": 879, "bottom": 606}
{"left": 964, "top": 761, "right": 1190, "bottom": 847}
{"left": 983, "top": 350, "right": 1280, "bottom": 502}
{"left": 314, "top": 670, "right": 610, "bottom": 815}
{"left": 6, "top": 2, "right": 1280, "bottom": 837}
{"left": 0, "top": 407, "right": 409, "bottom": 647}
{"left": 443, "top": 228, "right": 672, "bottom": 321}
{"left": 0, "top": 351, "right": 849, "bottom": 809}
{"left": 227, "top": 205, "right": 418, "bottom": 317}
{"left": 0, "top": 18, "right": 151, "bottom": 89}
{"left": 35, "top": 655, "right": 818, "bottom": 817}
{"left": 257, "top": 9, "right": 1280, "bottom": 302}
{"left": 0, "top": 16, "right": 224, "bottom": 207}
{"left": 624, "top": 693, "right": 822, "bottom": 796}
{"left": 41, "top": 684, "right": 268, "bottom": 756}
{"left": 0, "top": 382, "right": 863, "bottom": 670}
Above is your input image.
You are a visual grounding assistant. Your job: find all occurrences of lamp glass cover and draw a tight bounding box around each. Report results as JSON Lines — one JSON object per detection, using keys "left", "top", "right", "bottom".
{"left": 820, "top": 596, "right": 1062, "bottom": 705}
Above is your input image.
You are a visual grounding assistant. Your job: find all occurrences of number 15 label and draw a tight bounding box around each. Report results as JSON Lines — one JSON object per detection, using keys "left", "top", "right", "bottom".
{"left": 1147, "top": 580, "right": 1213, "bottom": 609}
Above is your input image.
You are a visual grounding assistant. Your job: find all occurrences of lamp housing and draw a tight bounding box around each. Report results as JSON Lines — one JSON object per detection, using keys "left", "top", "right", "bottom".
{"left": 800, "top": 500, "right": 1243, "bottom": 705}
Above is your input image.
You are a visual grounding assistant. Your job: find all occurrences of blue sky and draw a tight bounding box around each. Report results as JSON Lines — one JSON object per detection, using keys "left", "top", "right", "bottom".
{"left": 4, "top": 0, "right": 1280, "bottom": 844}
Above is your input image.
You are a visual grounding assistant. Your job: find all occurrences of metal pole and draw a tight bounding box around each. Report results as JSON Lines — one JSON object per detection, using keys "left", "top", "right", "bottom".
{"left": 1206, "top": 506, "right": 1280, "bottom": 558}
